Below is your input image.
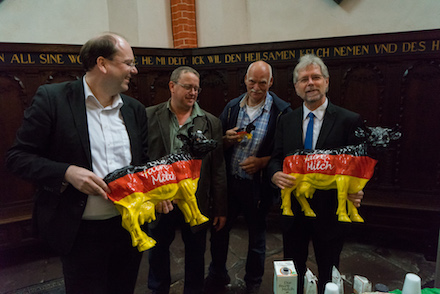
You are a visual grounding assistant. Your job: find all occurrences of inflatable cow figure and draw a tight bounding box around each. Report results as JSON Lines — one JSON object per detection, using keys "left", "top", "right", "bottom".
{"left": 104, "top": 129, "right": 217, "bottom": 251}
{"left": 281, "top": 126, "right": 401, "bottom": 222}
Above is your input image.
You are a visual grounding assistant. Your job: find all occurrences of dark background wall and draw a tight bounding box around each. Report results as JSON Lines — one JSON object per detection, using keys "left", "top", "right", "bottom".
{"left": 1, "top": 29, "right": 439, "bottom": 258}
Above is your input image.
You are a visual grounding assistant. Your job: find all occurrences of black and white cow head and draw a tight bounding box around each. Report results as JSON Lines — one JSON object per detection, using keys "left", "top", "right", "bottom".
{"left": 355, "top": 125, "right": 401, "bottom": 148}
{"left": 178, "top": 129, "right": 218, "bottom": 159}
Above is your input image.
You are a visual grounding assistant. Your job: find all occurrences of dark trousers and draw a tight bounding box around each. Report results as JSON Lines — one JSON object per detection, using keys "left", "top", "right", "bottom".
{"left": 209, "top": 176, "right": 270, "bottom": 286}
{"left": 148, "top": 206, "right": 207, "bottom": 294}
{"left": 60, "top": 216, "right": 142, "bottom": 294}
{"left": 282, "top": 190, "right": 349, "bottom": 294}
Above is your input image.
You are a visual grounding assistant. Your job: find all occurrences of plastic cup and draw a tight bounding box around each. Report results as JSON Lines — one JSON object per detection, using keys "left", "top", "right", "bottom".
{"left": 402, "top": 273, "right": 421, "bottom": 294}
{"left": 324, "top": 282, "right": 339, "bottom": 294}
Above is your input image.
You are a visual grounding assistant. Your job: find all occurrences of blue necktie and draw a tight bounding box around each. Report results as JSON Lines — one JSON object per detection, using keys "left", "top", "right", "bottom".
{"left": 304, "top": 112, "right": 314, "bottom": 149}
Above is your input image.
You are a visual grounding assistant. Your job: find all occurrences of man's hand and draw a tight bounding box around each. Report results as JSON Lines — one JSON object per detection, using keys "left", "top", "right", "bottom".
{"left": 347, "top": 190, "right": 364, "bottom": 207}
{"left": 155, "top": 200, "right": 174, "bottom": 214}
{"left": 271, "top": 171, "right": 296, "bottom": 190}
{"left": 239, "top": 156, "right": 270, "bottom": 175}
{"left": 64, "top": 165, "right": 110, "bottom": 199}
{"left": 212, "top": 216, "right": 226, "bottom": 231}
{"left": 223, "top": 127, "right": 240, "bottom": 149}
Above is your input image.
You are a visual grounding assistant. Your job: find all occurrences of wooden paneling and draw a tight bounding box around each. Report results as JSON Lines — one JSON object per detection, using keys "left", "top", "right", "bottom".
{"left": 1, "top": 30, "right": 439, "bottom": 256}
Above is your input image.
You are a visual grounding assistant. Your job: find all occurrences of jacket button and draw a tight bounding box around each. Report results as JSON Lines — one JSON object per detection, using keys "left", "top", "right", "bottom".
{"left": 79, "top": 201, "right": 86, "bottom": 207}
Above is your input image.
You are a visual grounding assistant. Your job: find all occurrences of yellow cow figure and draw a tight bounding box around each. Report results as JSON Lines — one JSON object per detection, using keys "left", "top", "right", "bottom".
{"left": 104, "top": 130, "right": 216, "bottom": 251}
{"left": 281, "top": 126, "right": 401, "bottom": 223}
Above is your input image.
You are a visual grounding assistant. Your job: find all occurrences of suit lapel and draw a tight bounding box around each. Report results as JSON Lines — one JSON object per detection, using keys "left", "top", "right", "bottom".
{"left": 67, "top": 79, "right": 92, "bottom": 166}
{"left": 120, "top": 99, "right": 139, "bottom": 163}
{"left": 316, "top": 102, "right": 336, "bottom": 149}
{"left": 156, "top": 106, "right": 172, "bottom": 155}
{"left": 294, "top": 108, "right": 304, "bottom": 148}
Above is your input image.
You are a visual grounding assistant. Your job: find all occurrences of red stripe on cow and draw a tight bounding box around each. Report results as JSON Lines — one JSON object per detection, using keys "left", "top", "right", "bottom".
{"left": 283, "top": 154, "right": 377, "bottom": 179}
{"left": 107, "top": 159, "right": 201, "bottom": 202}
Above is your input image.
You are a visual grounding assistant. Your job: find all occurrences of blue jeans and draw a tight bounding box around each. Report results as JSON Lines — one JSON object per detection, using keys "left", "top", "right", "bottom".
{"left": 148, "top": 206, "right": 207, "bottom": 294}
{"left": 209, "top": 176, "right": 270, "bottom": 286}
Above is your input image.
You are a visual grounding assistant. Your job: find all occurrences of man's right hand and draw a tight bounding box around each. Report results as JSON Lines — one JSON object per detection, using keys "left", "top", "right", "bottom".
{"left": 223, "top": 127, "right": 241, "bottom": 148}
{"left": 64, "top": 165, "right": 110, "bottom": 199}
{"left": 155, "top": 200, "right": 174, "bottom": 214}
{"left": 271, "top": 171, "right": 296, "bottom": 190}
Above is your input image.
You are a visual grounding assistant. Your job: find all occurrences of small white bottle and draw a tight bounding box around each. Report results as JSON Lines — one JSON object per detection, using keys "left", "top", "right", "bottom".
{"left": 324, "top": 282, "right": 339, "bottom": 294}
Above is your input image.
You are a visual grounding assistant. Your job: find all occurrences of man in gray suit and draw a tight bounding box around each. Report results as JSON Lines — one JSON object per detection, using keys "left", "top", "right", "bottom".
{"left": 6, "top": 33, "right": 148, "bottom": 294}
{"left": 145, "top": 66, "right": 227, "bottom": 294}
{"left": 268, "top": 54, "right": 363, "bottom": 294}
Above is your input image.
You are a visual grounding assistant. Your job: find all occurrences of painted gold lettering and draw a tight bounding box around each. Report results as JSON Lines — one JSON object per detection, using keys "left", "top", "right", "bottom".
{"left": 11, "top": 54, "right": 35, "bottom": 64}
{"left": 374, "top": 43, "right": 397, "bottom": 54}
{"left": 432, "top": 40, "right": 440, "bottom": 51}
{"left": 334, "top": 47, "right": 347, "bottom": 56}
{"left": 225, "top": 54, "right": 241, "bottom": 63}
{"left": 192, "top": 56, "right": 205, "bottom": 65}
{"left": 300, "top": 49, "right": 315, "bottom": 56}
{"left": 167, "top": 56, "right": 187, "bottom": 66}
{"left": 315, "top": 48, "right": 330, "bottom": 58}
{"left": 275, "top": 51, "right": 283, "bottom": 60}
{"left": 267, "top": 52, "right": 275, "bottom": 60}
{"left": 156, "top": 57, "right": 166, "bottom": 65}
{"left": 245, "top": 52, "right": 255, "bottom": 62}
{"left": 67, "top": 54, "right": 81, "bottom": 63}
{"left": 11, "top": 54, "right": 20, "bottom": 63}
{"left": 403, "top": 41, "right": 426, "bottom": 52}
{"left": 39, "top": 54, "right": 64, "bottom": 64}
{"left": 142, "top": 56, "right": 153, "bottom": 65}
{"left": 207, "top": 55, "right": 221, "bottom": 64}
{"left": 0, "top": 53, "right": 4, "bottom": 62}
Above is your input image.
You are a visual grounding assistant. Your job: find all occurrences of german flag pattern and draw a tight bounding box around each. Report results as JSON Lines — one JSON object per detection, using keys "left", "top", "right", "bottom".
{"left": 281, "top": 152, "right": 377, "bottom": 222}
{"left": 105, "top": 153, "right": 209, "bottom": 251}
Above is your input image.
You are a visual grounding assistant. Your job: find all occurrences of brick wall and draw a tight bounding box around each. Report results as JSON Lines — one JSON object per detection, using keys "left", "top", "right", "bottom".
{"left": 170, "top": 0, "right": 198, "bottom": 48}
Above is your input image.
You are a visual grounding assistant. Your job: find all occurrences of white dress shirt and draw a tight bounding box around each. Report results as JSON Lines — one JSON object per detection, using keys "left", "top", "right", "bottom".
{"left": 81, "top": 77, "right": 132, "bottom": 220}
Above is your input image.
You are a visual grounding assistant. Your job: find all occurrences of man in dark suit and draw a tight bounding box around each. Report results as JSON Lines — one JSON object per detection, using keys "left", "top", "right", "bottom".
{"left": 145, "top": 66, "right": 227, "bottom": 294}
{"left": 6, "top": 33, "right": 148, "bottom": 294}
{"left": 268, "top": 54, "right": 363, "bottom": 294}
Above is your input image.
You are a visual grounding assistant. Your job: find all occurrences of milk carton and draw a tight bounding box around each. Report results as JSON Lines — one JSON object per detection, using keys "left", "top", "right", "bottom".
{"left": 273, "top": 260, "right": 297, "bottom": 294}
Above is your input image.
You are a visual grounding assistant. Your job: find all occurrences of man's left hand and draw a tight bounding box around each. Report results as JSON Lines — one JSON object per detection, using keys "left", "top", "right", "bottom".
{"left": 347, "top": 190, "right": 364, "bottom": 208}
{"left": 240, "top": 156, "right": 270, "bottom": 175}
{"left": 212, "top": 216, "right": 226, "bottom": 231}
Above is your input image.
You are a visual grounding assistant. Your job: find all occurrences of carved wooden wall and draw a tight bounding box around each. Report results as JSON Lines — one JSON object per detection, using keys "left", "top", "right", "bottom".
{"left": 1, "top": 30, "right": 439, "bottom": 257}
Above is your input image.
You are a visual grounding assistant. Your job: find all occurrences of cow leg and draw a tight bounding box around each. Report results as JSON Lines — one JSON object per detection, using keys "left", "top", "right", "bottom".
{"left": 347, "top": 202, "right": 364, "bottom": 222}
{"left": 116, "top": 195, "right": 157, "bottom": 252}
{"left": 296, "top": 182, "right": 317, "bottom": 217}
{"left": 335, "top": 177, "right": 351, "bottom": 222}
{"left": 175, "top": 197, "right": 195, "bottom": 225}
{"left": 280, "top": 187, "right": 294, "bottom": 216}
{"left": 178, "top": 178, "right": 209, "bottom": 225}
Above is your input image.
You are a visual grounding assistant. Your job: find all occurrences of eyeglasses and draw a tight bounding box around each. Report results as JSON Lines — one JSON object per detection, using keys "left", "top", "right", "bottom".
{"left": 175, "top": 82, "right": 202, "bottom": 94}
{"left": 297, "top": 75, "right": 324, "bottom": 84}
{"left": 106, "top": 57, "right": 136, "bottom": 68}
{"left": 123, "top": 61, "right": 136, "bottom": 68}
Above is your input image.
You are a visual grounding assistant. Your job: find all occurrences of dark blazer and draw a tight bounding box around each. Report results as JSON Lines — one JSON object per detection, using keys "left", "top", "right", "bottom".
{"left": 6, "top": 78, "right": 149, "bottom": 255}
{"left": 267, "top": 100, "right": 364, "bottom": 228}
{"left": 146, "top": 102, "right": 227, "bottom": 219}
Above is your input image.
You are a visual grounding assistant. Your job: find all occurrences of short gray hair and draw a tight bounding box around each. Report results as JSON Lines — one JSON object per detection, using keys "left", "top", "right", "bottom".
{"left": 170, "top": 66, "right": 200, "bottom": 83}
{"left": 293, "top": 54, "right": 329, "bottom": 84}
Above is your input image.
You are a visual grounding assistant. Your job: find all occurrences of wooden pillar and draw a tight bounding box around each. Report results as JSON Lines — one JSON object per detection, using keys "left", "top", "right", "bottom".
{"left": 170, "top": 0, "right": 198, "bottom": 48}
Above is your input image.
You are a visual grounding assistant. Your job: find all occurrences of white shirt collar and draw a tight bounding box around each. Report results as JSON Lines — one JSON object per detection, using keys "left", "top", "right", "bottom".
{"left": 302, "top": 97, "right": 328, "bottom": 121}
{"left": 83, "top": 76, "right": 123, "bottom": 110}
